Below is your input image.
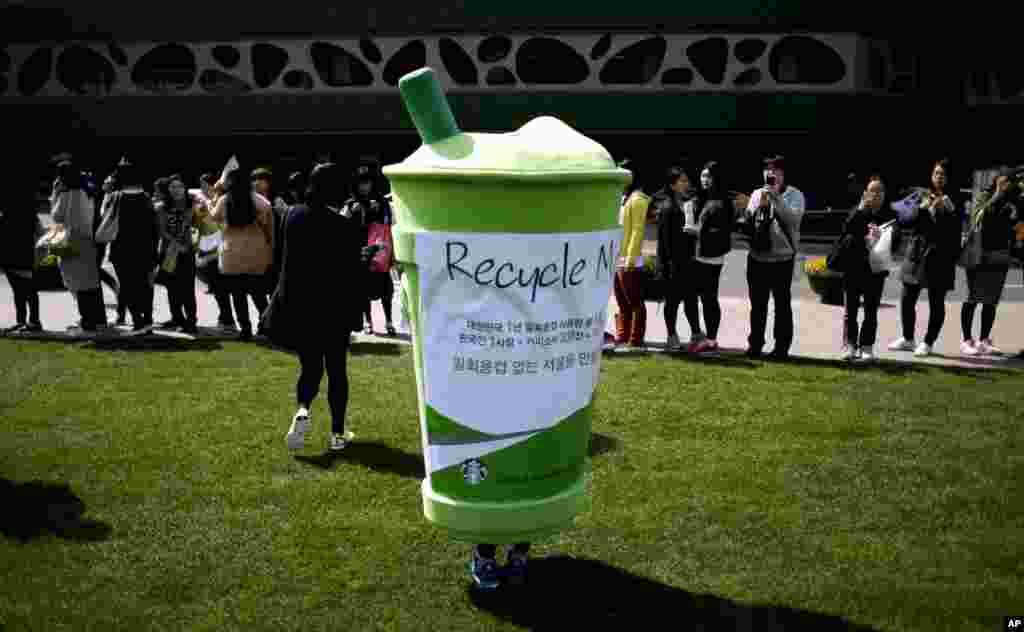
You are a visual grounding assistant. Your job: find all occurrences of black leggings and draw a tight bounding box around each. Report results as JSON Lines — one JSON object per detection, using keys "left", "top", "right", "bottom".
{"left": 901, "top": 283, "right": 948, "bottom": 346}
{"left": 664, "top": 263, "right": 701, "bottom": 339}
{"left": 693, "top": 261, "right": 723, "bottom": 340}
{"left": 227, "top": 274, "right": 269, "bottom": 333}
{"left": 296, "top": 335, "right": 350, "bottom": 434}
{"left": 4, "top": 269, "right": 40, "bottom": 324}
{"left": 961, "top": 303, "right": 997, "bottom": 341}
{"left": 113, "top": 259, "right": 154, "bottom": 325}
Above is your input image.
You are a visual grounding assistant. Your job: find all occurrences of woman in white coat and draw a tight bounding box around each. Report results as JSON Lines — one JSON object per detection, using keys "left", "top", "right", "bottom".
{"left": 52, "top": 160, "right": 105, "bottom": 332}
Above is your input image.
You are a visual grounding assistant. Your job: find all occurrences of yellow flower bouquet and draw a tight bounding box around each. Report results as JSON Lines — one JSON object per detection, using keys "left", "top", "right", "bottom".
{"left": 803, "top": 256, "right": 844, "bottom": 305}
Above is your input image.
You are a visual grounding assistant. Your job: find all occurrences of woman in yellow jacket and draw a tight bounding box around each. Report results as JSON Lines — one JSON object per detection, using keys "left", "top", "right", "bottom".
{"left": 614, "top": 171, "right": 653, "bottom": 348}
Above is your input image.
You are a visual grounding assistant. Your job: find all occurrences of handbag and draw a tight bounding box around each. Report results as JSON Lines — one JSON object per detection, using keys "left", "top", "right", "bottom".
{"left": 367, "top": 222, "right": 393, "bottom": 273}
{"left": 37, "top": 223, "right": 78, "bottom": 258}
{"left": 259, "top": 287, "right": 298, "bottom": 350}
{"left": 867, "top": 221, "right": 895, "bottom": 273}
{"left": 94, "top": 192, "right": 120, "bottom": 244}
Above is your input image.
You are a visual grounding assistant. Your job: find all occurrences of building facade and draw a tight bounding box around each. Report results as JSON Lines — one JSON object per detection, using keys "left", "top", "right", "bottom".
{"left": 0, "top": 3, "right": 1017, "bottom": 206}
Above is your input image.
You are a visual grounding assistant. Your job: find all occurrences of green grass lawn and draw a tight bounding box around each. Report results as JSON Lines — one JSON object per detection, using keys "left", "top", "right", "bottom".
{"left": 1, "top": 338, "right": 1022, "bottom": 632}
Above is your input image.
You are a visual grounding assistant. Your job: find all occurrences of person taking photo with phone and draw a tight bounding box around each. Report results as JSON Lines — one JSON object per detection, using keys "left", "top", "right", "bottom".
{"left": 742, "top": 155, "right": 805, "bottom": 359}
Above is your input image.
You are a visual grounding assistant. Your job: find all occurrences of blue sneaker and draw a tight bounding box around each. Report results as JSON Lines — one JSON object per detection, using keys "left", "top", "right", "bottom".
{"left": 503, "top": 551, "right": 528, "bottom": 586}
{"left": 470, "top": 553, "right": 500, "bottom": 591}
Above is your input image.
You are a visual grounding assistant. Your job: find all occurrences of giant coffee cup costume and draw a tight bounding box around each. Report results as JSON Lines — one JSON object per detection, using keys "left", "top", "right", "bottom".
{"left": 382, "top": 68, "right": 629, "bottom": 575}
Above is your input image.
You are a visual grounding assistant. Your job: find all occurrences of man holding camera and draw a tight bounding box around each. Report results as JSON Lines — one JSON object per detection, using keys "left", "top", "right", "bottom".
{"left": 742, "top": 155, "right": 805, "bottom": 359}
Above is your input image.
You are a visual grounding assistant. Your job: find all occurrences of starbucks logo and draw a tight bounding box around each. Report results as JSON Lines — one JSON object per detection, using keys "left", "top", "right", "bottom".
{"left": 461, "top": 459, "right": 488, "bottom": 485}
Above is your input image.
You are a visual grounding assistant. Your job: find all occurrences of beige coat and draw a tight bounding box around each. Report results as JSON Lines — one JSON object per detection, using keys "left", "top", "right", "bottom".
{"left": 210, "top": 192, "right": 273, "bottom": 276}
{"left": 51, "top": 188, "right": 100, "bottom": 292}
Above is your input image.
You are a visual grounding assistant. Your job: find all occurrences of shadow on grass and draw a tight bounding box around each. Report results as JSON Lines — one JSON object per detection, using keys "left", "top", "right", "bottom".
{"left": 470, "top": 555, "right": 879, "bottom": 630}
{"left": 84, "top": 335, "right": 223, "bottom": 353}
{"left": 758, "top": 353, "right": 1021, "bottom": 379}
{"left": 588, "top": 433, "right": 620, "bottom": 458}
{"left": 248, "top": 339, "right": 404, "bottom": 358}
{"left": 0, "top": 479, "right": 112, "bottom": 543}
{"left": 294, "top": 441, "right": 424, "bottom": 479}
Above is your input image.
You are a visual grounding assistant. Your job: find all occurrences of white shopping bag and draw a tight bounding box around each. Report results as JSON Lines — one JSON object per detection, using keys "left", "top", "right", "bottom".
{"left": 868, "top": 221, "right": 895, "bottom": 273}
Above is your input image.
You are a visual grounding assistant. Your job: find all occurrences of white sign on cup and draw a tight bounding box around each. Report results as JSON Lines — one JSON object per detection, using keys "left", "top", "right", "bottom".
{"left": 415, "top": 230, "right": 619, "bottom": 438}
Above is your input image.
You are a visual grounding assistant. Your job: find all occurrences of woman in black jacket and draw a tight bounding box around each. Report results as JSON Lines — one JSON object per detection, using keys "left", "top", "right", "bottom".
{"left": 836, "top": 175, "right": 893, "bottom": 362}
{"left": 888, "top": 159, "right": 961, "bottom": 358}
{"left": 655, "top": 166, "right": 699, "bottom": 349}
{"left": 959, "top": 168, "right": 1020, "bottom": 356}
{"left": 108, "top": 161, "right": 160, "bottom": 333}
{"left": 687, "top": 160, "right": 734, "bottom": 353}
{"left": 0, "top": 202, "right": 43, "bottom": 332}
{"left": 264, "top": 163, "right": 370, "bottom": 453}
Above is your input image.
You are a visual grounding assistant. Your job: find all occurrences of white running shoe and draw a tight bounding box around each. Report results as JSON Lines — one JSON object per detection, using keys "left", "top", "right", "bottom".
{"left": 840, "top": 345, "right": 857, "bottom": 361}
{"left": 888, "top": 337, "right": 915, "bottom": 351}
{"left": 329, "top": 431, "right": 354, "bottom": 451}
{"left": 913, "top": 342, "right": 932, "bottom": 357}
{"left": 859, "top": 347, "right": 876, "bottom": 363}
{"left": 960, "top": 340, "right": 979, "bottom": 356}
{"left": 286, "top": 408, "right": 311, "bottom": 451}
{"left": 977, "top": 339, "right": 1002, "bottom": 355}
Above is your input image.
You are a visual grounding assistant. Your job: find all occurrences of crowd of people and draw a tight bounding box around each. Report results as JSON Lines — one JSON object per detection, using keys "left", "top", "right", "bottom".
{"left": 612, "top": 155, "right": 1024, "bottom": 361}
{"left": 1, "top": 157, "right": 397, "bottom": 454}
{"left": 3, "top": 151, "right": 1024, "bottom": 592}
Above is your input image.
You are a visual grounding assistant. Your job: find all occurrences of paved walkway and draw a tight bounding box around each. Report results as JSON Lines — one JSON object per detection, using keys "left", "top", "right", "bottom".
{"left": 2, "top": 260, "right": 1022, "bottom": 370}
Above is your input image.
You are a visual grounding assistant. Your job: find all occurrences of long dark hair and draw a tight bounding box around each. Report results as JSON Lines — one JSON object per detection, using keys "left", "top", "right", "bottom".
{"left": 307, "top": 163, "right": 344, "bottom": 209}
{"left": 166, "top": 174, "right": 193, "bottom": 211}
{"left": 694, "top": 160, "right": 725, "bottom": 211}
{"left": 224, "top": 169, "right": 255, "bottom": 227}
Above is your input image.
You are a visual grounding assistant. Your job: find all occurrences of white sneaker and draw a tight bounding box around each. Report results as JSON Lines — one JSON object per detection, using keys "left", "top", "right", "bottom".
{"left": 913, "top": 342, "right": 932, "bottom": 357}
{"left": 666, "top": 334, "right": 681, "bottom": 350}
{"left": 977, "top": 339, "right": 1002, "bottom": 355}
{"left": 329, "top": 431, "right": 354, "bottom": 451}
{"left": 960, "top": 340, "right": 979, "bottom": 356}
{"left": 888, "top": 337, "right": 915, "bottom": 351}
{"left": 858, "top": 347, "right": 876, "bottom": 363}
{"left": 840, "top": 345, "right": 857, "bottom": 361}
{"left": 286, "top": 408, "right": 311, "bottom": 451}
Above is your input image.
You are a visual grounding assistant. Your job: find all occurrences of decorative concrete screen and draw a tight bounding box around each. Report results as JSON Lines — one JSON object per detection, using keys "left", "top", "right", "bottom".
{"left": 0, "top": 33, "right": 859, "bottom": 98}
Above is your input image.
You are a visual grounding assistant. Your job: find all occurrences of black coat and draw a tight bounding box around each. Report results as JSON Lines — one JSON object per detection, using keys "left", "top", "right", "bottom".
{"left": 0, "top": 208, "right": 40, "bottom": 270}
{"left": 836, "top": 205, "right": 894, "bottom": 280}
{"left": 654, "top": 188, "right": 695, "bottom": 276}
{"left": 899, "top": 193, "right": 961, "bottom": 291}
{"left": 978, "top": 197, "right": 1019, "bottom": 255}
{"left": 694, "top": 196, "right": 734, "bottom": 259}
{"left": 108, "top": 190, "right": 160, "bottom": 269}
{"left": 262, "top": 203, "right": 366, "bottom": 348}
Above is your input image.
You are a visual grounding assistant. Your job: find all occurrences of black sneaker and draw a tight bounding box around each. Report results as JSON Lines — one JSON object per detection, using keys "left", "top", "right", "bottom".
{"left": 239, "top": 328, "right": 253, "bottom": 341}
{"left": 25, "top": 322, "right": 43, "bottom": 332}
{"left": 769, "top": 348, "right": 790, "bottom": 361}
{"left": 159, "top": 319, "right": 183, "bottom": 330}
{"left": 181, "top": 324, "right": 199, "bottom": 336}
{"left": 745, "top": 348, "right": 763, "bottom": 359}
